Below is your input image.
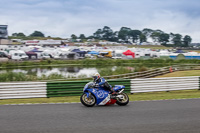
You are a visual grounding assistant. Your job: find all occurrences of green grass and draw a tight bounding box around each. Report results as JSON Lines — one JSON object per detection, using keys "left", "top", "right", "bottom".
{"left": 155, "top": 70, "right": 200, "bottom": 78}
{"left": 0, "top": 96, "right": 80, "bottom": 105}
{"left": 1, "top": 89, "right": 199, "bottom": 105}
{"left": 130, "top": 89, "right": 200, "bottom": 101}
{"left": 1, "top": 58, "right": 200, "bottom": 68}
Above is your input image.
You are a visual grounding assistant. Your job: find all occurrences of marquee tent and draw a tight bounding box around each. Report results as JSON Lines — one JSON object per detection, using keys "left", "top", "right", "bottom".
{"left": 88, "top": 51, "right": 99, "bottom": 55}
{"left": 123, "top": 50, "right": 135, "bottom": 58}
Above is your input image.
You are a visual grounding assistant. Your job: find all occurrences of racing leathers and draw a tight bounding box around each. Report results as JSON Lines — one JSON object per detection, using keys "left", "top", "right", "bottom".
{"left": 94, "top": 77, "right": 114, "bottom": 93}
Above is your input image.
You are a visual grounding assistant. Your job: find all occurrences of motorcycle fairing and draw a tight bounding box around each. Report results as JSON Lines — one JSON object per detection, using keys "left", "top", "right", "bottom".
{"left": 84, "top": 91, "right": 90, "bottom": 98}
{"left": 113, "top": 85, "right": 125, "bottom": 91}
{"left": 84, "top": 88, "right": 111, "bottom": 105}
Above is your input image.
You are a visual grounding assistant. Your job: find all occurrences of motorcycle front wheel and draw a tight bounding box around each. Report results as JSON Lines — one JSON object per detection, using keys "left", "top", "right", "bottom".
{"left": 116, "top": 92, "right": 129, "bottom": 106}
{"left": 80, "top": 93, "right": 96, "bottom": 107}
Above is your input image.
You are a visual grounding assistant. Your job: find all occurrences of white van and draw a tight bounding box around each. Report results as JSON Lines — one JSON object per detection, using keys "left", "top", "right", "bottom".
{"left": 37, "top": 52, "right": 51, "bottom": 59}
{"left": 112, "top": 50, "right": 125, "bottom": 59}
{"left": 9, "top": 50, "right": 28, "bottom": 60}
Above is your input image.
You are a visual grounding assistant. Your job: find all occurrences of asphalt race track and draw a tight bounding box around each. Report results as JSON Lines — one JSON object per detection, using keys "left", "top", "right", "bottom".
{"left": 0, "top": 99, "right": 200, "bottom": 133}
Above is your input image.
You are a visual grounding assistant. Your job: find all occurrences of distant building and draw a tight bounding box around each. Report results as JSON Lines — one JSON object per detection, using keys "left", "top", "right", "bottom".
{"left": 39, "top": 39, "right": 63, "bottom": 46}
{"left": 0, "top": 25, "right": 10, "bottom": 45}
{"left": 0, "top": 39, "right": 11, "bottom": 45}
{"left": 23, "top": 40, "right": 40, "bottom": 45}
{"left": 0, "top": 25, "right": 8, "bottom": 39}
{"left": 23, "top": 39, "right": 66, "bottom": 46}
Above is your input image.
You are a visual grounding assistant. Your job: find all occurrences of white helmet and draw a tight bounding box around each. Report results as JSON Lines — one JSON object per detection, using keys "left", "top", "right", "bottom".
{"left": 92, "top": 72, "right": 100, "bottom": 81}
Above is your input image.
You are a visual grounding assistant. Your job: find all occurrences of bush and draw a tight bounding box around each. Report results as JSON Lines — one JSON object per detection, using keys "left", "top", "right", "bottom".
{"left": 39, "top": 73, "right": 66, "bottom": 80}
{"left": 0, "top": 72, "right": 33, "bottom": 82}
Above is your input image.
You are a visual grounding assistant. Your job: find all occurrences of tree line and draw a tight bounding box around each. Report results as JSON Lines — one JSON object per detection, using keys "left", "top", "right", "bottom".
{"left": 11, "top": 26, "right": 192, "bottom": 47}
{"left": 71, "top": 26, "right": 192, "bottom": 47}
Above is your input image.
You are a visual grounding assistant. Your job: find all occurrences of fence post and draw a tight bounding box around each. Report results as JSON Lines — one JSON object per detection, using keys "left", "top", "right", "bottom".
{"left": 199, "top": 76, "right": 200, "bottom": 90}
{"left": 169, "top": 66, "right": 173, "bottom": 73}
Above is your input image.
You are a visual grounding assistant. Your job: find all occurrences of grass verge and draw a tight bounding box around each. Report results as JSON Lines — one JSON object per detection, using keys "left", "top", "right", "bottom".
{"left": 1, "top": 89, "right": 200, "bottom": 105}
{"left": 155, "top": 70, "right": 200, "bottom": 78}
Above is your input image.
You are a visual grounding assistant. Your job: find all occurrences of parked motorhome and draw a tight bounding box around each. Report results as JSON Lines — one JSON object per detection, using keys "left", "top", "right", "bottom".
{"left": 43, "top": 49, "right": 61, "bottom": 59}
{"left": 9, "top": 50, "right": 28, "bottom": 60}
{"left": 37, "top": 52, "right": 51, "bottom": 59}
{"left": 0, "top": 45, "right": 8, "bottom": 51}
{"left": 112, "top": 50, "right": 125, "bottom": 59}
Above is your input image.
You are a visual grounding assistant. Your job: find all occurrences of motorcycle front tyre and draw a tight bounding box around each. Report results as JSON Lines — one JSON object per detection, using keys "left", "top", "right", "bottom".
{"left": 80, "top": 93, "right": 96, "bottom": 107}
{"left": 116, "top": 92, "right": 129, "bottom": 106}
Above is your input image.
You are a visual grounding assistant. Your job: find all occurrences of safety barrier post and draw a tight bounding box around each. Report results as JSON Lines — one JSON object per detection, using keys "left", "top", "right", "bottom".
{"left": 199, "top": 76, "right": 200, "bottom": 90}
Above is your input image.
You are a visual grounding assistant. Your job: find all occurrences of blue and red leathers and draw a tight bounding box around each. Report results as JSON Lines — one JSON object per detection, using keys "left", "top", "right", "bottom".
{"left": 94, "top": 77, "right": 112, "bottom": 92}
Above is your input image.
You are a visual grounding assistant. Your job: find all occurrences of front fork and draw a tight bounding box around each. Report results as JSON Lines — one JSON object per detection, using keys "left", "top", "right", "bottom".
{"left": 85, "top": 91, "right": 91, "bottom": 98}
{"left": 118, "top": 89, "right": 124, "bottom": 94}
{"left": 111, "top": 89, "right": 125, "bottom": 100}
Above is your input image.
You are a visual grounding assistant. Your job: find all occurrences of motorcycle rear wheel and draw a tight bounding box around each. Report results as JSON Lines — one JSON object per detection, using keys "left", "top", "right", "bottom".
{"left": 80, "top": 93, "right": 96, "bottom": 107}
{"left": 116, "top": 92, "right": 129, "bottom": 106}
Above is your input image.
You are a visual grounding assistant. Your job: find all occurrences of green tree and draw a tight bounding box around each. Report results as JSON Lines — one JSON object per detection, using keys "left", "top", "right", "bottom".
{"left": 142, "top": 28, "right": 154, "bottom": 40}
{"left": 159, "top": 33, "right": 169, "bottom": 45}
{"left": 139, "top": 34, "right": 147, "bottom": 43}
{"left": 102, "top": 26, "right": 114, "bottom": 41}
{"left": 150, "top": 30, "right": 162, "bottom": 43}
{"left": 183, "top": 35, "right": 192, "bottom": 47}
{"left": 111, "top": 31, "right": 119, "bottom": 42}
{"left": 12, "top": 32, "right": 26, "bottom": 37}
{"left": 118, "top": 27, "right": 132, "bottom": 42}
{"left": 71, "top": 34, "right": 77, "bottom": 39}
{"left": 93, "top": 26, "right": 117, "bottom": 41}
{"left": 171, "top": 33, "right": 182, "bottom": 47}
{"left": 17, "top": 32, "right": 26, "bottom": 37}
{"left": 129, "top": 30, "right": 141, "bottom": 43}
{"left": 150, "top": 30, "right": 169, "bottom": 45}
{"left": 93, "top": 29, "right": 102, "bottom": 39}
{"left": 87, "top": 35, "right": 94, "bottom": 39}
{"left": 79, "top": 34, "right": 86, "bottom": 39}
{"left": 29, "top": 31, "right": 45, "bottom": 37}
{"left": 12, "top": 33, "right": 18, "bottom": 37}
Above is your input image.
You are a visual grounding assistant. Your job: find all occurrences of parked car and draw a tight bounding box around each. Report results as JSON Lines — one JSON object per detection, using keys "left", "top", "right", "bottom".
{"left": 0, "top": 51, "right": 9, "bottom": 61}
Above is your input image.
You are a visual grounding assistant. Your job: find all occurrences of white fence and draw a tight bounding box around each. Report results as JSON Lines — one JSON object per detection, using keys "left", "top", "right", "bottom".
{"left": 0, "top": 82, "right": 47, "bottom": 99}
{"left": 0, "top": 76, "right": 199, "bottom": 99}
{"left": 131, "top": 76, "right": 199, "bottom": 93}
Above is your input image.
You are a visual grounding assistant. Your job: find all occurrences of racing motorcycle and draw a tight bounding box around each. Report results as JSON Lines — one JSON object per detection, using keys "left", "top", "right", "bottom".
{"left": 80, "top": 82, "right": 129, "bottom": 107}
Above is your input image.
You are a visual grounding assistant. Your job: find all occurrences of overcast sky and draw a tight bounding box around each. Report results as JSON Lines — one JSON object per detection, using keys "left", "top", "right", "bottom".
{"left": 0, "top": 0, "right": 200, "bottom": 42}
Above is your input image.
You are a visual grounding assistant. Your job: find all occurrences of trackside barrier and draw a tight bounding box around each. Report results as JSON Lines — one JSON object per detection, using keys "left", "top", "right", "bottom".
{"left": 0, "top": 79, "right": 131, "bottom": 99}
{"left": 46, "top": 79, "right": 131, "bottom": 97}
{"left": 131, "top": 76, "right": 199, "bottom": 93}
{"left": 0, "top": 77, "right": 200, "bottom": 99}
{"left": 0, "top": 82, "right": 47, "bottom": 99}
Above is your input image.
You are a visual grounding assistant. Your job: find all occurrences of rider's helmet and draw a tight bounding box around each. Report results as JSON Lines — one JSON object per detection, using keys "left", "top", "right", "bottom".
{"left": 92, "top": 72, "right": 100, "bottom": 82}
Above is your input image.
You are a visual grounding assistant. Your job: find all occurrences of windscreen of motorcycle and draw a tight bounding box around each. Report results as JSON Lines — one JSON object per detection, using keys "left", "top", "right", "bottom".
{"left": 83, "top": 82, "right": 94, "bottom": 91}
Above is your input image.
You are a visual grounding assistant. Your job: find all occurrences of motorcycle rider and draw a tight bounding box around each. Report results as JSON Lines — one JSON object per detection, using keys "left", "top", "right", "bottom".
{"left": 92, "top": 72, "right": 115, "bottom": 94}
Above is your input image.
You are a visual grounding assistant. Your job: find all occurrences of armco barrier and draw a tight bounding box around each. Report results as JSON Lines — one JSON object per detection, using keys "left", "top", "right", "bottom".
{"left": 131, "top": 76, "right": 199, "bottom": 93}
{"left": 0, "top": 77, "right": 199, "bottom": 99}
{"left": 0, "top": 79, "right": 131, "bottom": 99}
{"left": 46, "top": 79, "right": 131, "bottom": 97}
{"left": 0, "top": 82, "right": 47, "bottom": 99}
